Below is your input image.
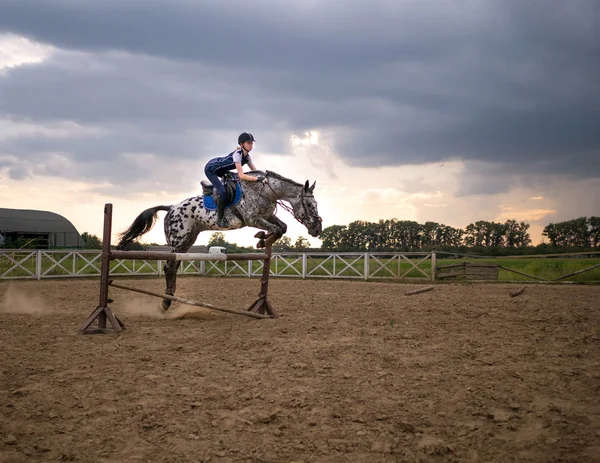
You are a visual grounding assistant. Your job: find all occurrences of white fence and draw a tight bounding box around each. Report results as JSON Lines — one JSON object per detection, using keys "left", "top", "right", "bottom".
{"left": 0, "top": 249, "right": 435, "bottom": 281}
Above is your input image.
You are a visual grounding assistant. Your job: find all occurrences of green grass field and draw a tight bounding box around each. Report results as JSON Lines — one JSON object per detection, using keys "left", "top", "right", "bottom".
{"left": 1, "top": 250, "right": 599, "bottom": 282}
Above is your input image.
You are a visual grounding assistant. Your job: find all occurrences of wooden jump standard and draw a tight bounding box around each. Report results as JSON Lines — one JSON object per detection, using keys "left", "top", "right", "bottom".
{"left": 80, "top": 203, "right": 277, "bottom": 335}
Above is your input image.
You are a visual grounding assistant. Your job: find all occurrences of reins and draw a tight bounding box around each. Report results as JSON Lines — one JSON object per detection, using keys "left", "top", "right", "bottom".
{"left": 243, "top": 174, "right": 314, "bottom": 227}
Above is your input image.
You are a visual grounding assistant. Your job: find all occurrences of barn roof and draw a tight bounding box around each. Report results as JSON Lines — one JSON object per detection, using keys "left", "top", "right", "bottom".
{"left": 0, "top": 208, "right": 81, "bottom": 234}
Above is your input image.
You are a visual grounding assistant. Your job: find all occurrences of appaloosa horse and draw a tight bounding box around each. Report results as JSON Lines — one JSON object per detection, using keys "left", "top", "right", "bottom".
{"left": 116, "top": 170, "right": 322, "bottom": 310}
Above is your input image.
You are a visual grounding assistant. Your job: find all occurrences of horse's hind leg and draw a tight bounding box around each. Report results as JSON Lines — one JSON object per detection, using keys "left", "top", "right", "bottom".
{"left": 162, "top": 260, "right": 181, "bottom": 311}
{"left": 161, "top": 204, "right": 205, "bottom": 310}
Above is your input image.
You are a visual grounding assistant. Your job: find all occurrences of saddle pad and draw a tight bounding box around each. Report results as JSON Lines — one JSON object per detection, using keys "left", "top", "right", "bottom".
{"left": 203, "top": 182, "right": 243, "bottom": 211}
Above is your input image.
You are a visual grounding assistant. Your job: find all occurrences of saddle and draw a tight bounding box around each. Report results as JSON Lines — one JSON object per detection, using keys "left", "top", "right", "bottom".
{"left": 201, "top": 173, "right": 238, "bottom": 205}
{"left": 201, "top": 173, "right": 243, "bottom": 210}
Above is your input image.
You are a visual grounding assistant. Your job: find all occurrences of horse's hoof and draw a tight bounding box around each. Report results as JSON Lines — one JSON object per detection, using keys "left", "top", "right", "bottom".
{"left": 256, "top": 239, "right": 265, "bottom": 249}
{"left": 162, "top": 300, "right": 171, "bottom": 311}
{"left": 254, "top": 231, "right": 267, "bottom": 239}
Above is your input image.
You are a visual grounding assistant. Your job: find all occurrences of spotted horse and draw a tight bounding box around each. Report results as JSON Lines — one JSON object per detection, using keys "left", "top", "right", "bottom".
{"left": 116, "top": 170, "right": 323, "bottom": 310}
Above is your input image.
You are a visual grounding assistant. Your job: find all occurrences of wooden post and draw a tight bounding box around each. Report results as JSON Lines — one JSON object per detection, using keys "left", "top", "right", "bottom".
{"left": 79, "top": 204, "right": 126, "bottom": 334}
{"left": 405, "top": 285, "right": 435, "bottom": 296}
{"left": 509, "top": 287, "right": 526, "bottom": 297}
{"left": 246, "top": 243, "right": 278, "bottom": 317}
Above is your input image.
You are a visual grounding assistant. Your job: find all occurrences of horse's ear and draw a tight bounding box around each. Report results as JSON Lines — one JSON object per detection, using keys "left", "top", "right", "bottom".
{"left": 309, "top": 181, "right": 316, "bottom": 193}
{"left": 304, "top": 180, "right": 309, "bottom": 192}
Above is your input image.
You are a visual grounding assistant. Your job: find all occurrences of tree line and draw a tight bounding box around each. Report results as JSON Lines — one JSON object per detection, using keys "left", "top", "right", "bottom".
{"left": 542, "top": 217, "right": 600, "bottom": 248}
{"left": 316, "top": 216, "right": 600, "bottom": 255}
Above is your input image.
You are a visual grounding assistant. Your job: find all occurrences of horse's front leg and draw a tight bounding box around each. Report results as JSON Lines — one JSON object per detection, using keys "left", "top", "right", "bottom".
{"left": 263, "top": 215, "right": 288, "bottom": 245}
{"left": 248, "top": 216, "right": 287, "bottom": 248}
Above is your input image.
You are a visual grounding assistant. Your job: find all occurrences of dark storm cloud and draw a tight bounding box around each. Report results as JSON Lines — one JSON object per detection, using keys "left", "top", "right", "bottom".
{"left": 0, "top": 0, "right": 598, "bottom": 193}
{"left": 0, "top": 0, "right": 472, "bottom": 70}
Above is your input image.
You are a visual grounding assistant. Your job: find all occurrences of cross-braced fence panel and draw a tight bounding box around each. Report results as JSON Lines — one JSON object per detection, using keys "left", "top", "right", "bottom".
{"left": 305, "top": 253, "right": 366, "bottom": 279}
{"left": 41, "top": 251, "right": 76, "bottom": 277}
{"left": 73, "top": 252, "right": 102, "bottom": 276}
{"left": 224, "top": 260, "right": 251, "bottom": 276}
{"left": 41, "top": 251, "right": 106, "bottom": 278}
{"left": 368, "top": 253, "right": 433, "bottom": 280}
{"left": 204, "top": 260, "right": 227, "bottom": 276}
{"left": 271, "top": 254, "right": 303, "bottom": 277}
{"left": 0, "top": 251, "right": 37, "bottom": 279}
{"left": 178, "top": 260, "right": 203, "bottom": 274}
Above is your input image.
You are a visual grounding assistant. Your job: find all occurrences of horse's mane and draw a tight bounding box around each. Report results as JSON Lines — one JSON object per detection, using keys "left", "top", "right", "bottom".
{"left": 246, "top": 170, "right": 304, "bottom": 188}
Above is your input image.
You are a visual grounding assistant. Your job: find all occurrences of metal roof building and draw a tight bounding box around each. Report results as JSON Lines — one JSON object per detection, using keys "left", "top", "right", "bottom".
{"left": 0, "top": 208, "right": 86, "bottom": 248}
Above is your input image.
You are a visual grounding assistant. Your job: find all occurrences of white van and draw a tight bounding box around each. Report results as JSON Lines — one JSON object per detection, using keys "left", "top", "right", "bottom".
{"left": 208, "top": 246, "right": 227, "bottom": 255}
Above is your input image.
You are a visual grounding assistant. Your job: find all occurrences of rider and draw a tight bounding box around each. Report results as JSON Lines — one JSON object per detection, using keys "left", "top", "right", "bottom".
{"left": 204, "top": 132, "right": 265, "bottom": 227}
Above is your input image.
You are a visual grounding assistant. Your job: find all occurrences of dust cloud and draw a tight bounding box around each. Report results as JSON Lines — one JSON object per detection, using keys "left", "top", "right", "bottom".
{"left": 0, "top": 284, "right": 51, "bottom": 314}
{"left": 115, "top": 295, "right": 218, "bottom": 320}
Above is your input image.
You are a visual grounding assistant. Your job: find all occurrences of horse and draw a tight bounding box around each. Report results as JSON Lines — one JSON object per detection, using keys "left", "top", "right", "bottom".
{"left": 116, "top": 170, "right": 323, "bottom": 310}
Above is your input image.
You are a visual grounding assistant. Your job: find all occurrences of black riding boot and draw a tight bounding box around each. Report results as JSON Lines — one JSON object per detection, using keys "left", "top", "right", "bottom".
{"left": 217, "top": 191, "right": 228, "bottom": 228}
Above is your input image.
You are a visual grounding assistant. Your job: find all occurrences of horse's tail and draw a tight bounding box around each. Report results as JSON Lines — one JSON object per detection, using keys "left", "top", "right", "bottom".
{"left": 116, "top": 205, "right": 172, "bottom": 250}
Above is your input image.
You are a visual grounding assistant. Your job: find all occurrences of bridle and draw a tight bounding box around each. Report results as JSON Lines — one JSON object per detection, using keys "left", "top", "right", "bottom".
{"left": 275, "top": 190, "right": 322, "bottom": 227}
{"left": 252, "top": 176, "right": 322, "bottom": 227}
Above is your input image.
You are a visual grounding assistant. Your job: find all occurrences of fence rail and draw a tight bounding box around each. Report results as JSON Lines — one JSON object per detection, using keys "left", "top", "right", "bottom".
{"left": 0, "top": 249, "right": 435, "bottom": 281}
{"left": 2, "top": 249, "right": 599, "bottom": 283}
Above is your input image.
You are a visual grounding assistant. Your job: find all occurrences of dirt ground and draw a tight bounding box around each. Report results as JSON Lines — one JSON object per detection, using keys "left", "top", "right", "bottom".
{"left": 0, "top": 276, "right": 599, "bottom": 463}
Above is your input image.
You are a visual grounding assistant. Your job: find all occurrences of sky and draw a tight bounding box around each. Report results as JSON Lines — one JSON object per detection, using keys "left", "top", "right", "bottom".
{"left": 0, "top": 0, "right": 598, "bottom": 248}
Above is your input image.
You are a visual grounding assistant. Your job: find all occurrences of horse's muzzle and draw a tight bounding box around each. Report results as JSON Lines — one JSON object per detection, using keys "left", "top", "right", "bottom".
{"left": 308, "top": 216, "right": 323, "bottom": 237}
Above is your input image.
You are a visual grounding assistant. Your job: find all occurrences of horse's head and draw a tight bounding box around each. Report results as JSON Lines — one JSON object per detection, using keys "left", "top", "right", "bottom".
{"left": 289, "top": 180, "right": 323, "bottom": 237}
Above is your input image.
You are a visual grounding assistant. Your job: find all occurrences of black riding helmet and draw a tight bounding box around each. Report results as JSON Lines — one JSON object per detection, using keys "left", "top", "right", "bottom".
{"left": 238, "top": 132, "right": 256, "bottom": 145}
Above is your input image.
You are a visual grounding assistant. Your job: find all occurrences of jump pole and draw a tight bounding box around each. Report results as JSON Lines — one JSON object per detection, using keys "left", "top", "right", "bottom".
{"left": 80, "top": 203, "right": 277, "bottom": 335}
